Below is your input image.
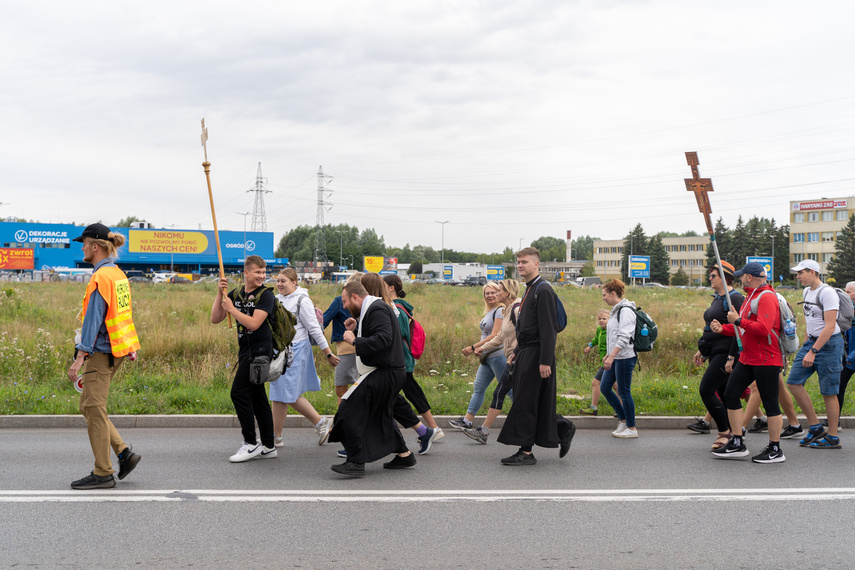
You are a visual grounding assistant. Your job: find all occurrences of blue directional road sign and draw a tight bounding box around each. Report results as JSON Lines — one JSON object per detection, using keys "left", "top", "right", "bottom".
{"left": 629, "top": 255, "right": 650, "bottom": 279}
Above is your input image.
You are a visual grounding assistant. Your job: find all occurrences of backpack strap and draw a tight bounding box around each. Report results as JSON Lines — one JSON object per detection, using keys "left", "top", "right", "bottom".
{"left": 509, "top": 301, "right": 521, "bottom": 326}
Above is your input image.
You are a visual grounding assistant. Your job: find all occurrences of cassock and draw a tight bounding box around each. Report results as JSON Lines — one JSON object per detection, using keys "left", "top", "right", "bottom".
{"left": 498, "top": 275, "right": 570, "bottom": 449}
{"left": 329, "top": 297, "right": 408, "bottom": 464}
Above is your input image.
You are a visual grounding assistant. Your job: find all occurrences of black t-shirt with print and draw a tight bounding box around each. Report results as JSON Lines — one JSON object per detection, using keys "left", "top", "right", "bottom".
{"left": 228, "top": 285, "right": 275, "bottom": 360}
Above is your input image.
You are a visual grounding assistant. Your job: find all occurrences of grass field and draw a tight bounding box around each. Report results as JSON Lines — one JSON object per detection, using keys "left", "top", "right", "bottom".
{"left": 0, "top": 280, "right": 841, "bottom": 417}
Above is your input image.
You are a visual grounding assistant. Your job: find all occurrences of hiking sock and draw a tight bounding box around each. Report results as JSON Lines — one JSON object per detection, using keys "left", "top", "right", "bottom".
{"left": 770, "top": 441, "right": 781, "bottom": 452}
{"left": 415, "top": 424, "right": 428, "bottom": 437}
{"left": 732, "top": 435, "right": 743, "bottom": 447}
{"left": 314, "top": 418, "right": 326, "bottom": 429}
{"left": 809, "top": 423, "right": 822, "bottom": 432}
{"left": 480, "top": 426, "right": 490, "bottom": 435}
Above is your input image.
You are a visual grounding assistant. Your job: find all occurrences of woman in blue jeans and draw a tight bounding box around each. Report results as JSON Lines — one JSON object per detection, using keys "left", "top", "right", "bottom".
{"left": 600, "top": 278, "right": 639, "bottom": 438}
{"left": 449, "top": 282, "right": 505, "bottom": 430}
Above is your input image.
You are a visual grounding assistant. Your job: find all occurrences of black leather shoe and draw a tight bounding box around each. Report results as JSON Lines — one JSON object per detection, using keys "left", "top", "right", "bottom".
{"left": 117, "top": 446, "right": 141, "bottom": 480}
{"left": 500, "top": 450, "right": 537, "bottom": 466}
{"left": 383, "top": 453, "right": 417, "bottom": 469}
{"left": 331, "top": 461, "right": 365, "bottom": 477}
{"left": 560, "top": 422, "right": 576, "bottom": 458}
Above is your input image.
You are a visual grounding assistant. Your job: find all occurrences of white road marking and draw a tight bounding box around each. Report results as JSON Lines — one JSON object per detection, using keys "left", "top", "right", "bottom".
{"left": 2, "top": 488, "right": 855, "bottom": 503}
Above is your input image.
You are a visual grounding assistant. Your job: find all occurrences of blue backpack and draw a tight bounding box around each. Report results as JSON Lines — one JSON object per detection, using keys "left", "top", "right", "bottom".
{"left": 534, "top": 281, "right": 567, "bottom": 333}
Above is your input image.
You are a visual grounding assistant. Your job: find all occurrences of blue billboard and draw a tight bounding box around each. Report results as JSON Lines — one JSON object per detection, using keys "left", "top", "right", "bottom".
{"left": 629, "top": 255, "right": 650, "bottom": 279}
{"left": 0, "top": 222, "right": 282, "bottom": 272}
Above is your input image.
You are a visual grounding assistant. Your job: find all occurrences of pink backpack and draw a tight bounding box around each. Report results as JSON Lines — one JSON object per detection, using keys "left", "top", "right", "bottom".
{"left": 396, "top": 302, "right": 426, "bottom": 360}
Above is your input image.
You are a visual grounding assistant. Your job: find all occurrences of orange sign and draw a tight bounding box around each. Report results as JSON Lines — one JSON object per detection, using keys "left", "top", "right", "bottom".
{"left": 0, "top": 248, "right": 34, "bottom": 270}
{"left": 128, "top": 230, "right": 209, "bottom": 254}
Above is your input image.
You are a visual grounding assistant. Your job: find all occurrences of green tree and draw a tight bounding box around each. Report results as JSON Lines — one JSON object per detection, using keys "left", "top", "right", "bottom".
{"left": 671, "top": 266, "right": 689, "bottom": 286}
{"left": 648, "top": 233, "right": 670, "bottom": 285}
{"left": 570, "top": 235, "right": 598, "bottom": 260}
{"left": 706, "top": 217, "right": 730, "bottom": 267}
{"left": 828, "top": 214, "right": 855, "bottom": 284}
{"left": 531, "top": 236, "right": 566, "bottom": 262}
{"left": 116, "top": 216, "right": 143, "bottom": 227}
{"left": 580, "top": 262, "right": 596, "bottom": 277}
{"left": 408, "top": 261, "right": 423, "bottom": 275}
{"left": 621, "top": 224, "right": 648, "bottom": 282}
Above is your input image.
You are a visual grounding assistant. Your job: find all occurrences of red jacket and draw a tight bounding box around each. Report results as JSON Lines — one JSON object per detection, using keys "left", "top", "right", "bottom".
{"left": 721, "top": 284, "right": 782, "bottom": 367}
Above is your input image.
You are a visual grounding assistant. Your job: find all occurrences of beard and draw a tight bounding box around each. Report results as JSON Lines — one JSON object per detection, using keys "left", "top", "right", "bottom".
{"left": 348, "top": 305, "right": 361, "bottom": 318}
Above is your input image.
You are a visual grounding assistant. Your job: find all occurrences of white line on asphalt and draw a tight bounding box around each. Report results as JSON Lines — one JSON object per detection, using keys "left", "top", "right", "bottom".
{"left": 2, "top": 488, "right": 855, "bottom": 503}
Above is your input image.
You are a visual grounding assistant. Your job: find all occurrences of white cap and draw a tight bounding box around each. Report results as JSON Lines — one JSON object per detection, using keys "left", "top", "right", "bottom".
{"left": 790, "top": 259, "right": 821, "bottom": 273}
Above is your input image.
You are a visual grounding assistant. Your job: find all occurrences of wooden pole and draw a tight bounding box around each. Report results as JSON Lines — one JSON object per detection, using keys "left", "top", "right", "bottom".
{"left": 201, "top": 119, "right": 232, "bottom": 327}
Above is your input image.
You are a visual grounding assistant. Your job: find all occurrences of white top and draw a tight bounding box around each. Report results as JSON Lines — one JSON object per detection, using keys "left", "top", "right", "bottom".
{"left": 802, "top": 284, "right": 841, "bottom": 338}
{"left": 607, "top": 298, "right": 637, "bottom": 360}
{"left": 276, "top": 287, "right": 330, "bottom": 350}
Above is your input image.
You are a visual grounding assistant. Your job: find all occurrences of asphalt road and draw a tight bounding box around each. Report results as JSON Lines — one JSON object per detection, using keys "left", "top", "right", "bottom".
{"left": 2, "top": 426, "right": 854, "bottom": 568}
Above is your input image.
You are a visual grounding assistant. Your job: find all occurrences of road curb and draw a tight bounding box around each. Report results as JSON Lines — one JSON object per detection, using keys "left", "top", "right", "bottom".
{"left": 1, "top": 414, "right": 851, "bottom": 430}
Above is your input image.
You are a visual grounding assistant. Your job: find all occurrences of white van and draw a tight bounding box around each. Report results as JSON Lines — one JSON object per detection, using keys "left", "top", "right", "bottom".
{"left": 151, "top": 272, "right": 175, "bottom": 284}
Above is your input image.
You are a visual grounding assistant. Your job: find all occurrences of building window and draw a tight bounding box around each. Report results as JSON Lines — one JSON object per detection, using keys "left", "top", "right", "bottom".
{"left": 793, "top": 254, "right": 804, "bottom": 263}
{"left": 617, "top": 247, "right": 623, "bottom": 253}
{"left": 807, "top": 253, "right": 819, "bottom": 261}
{"left": 807, "top": 212, "right": 819, "bottom": 222}
{"left": 837, "top": 210, "right": 849, "bottom": 221}
{"left": 822, "top": 232, "right": 834, "bottom": 242}
{"left": 597, "top": 261, "right": 603, "bottom": 267}
{"left": 793, "top": 233, "right": 805, "bottom": 243}
{"left": 793, "top": 213, "right": 805, "bottom": 223}
{"left": 610, "top": 247, "right": 616, "bottom": 253}
{"left": 822, "top": 211, "right": 833, "bottom": 221}
{"left": 671, "top": 260, "right": 677, "bottom": 266}
{"left": 807, "top": 232, "right": 819, "bottom": 242}
{"left": 822, "top": 253, "right": 834, "bottom": 263}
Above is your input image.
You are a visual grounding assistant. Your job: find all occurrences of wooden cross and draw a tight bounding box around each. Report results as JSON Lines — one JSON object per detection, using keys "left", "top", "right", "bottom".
{"left": 684, "top": 151, "right": 714, "bottom": 234}
{"left": 200, "top": 118, "right": 209, "bottom": 162}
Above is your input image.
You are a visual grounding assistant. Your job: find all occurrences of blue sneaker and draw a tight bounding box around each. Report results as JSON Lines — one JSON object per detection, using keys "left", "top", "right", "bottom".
{"left": 417, "top": 427, "right": 437, "bottom": 455}
{"left": 337, "top": 449, "right": 347, "bottom": 458}
{"left": 799, "top": 426, "right": 827, "bottom": 447}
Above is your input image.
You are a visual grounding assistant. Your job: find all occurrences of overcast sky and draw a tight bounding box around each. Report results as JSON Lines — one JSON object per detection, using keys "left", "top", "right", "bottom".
{"left": 2, "top": 1, "right": 854, "bottom": 255}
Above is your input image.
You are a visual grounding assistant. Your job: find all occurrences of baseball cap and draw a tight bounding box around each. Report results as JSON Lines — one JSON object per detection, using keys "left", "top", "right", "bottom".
{"left": 72, "top": 223, "right": 111, "bottom": 242}
{"left": 734, "top": 262, "right": 767, "bottom": 278}
{"left": 790, "top": 259, "right": 821, "bottom": 273}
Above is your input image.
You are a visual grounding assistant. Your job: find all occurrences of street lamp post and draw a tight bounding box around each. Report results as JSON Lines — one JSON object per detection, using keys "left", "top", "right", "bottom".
{"left": 168, "top": 224, "right": 176, "bottom": 272}
{"left": 236, "top": 212, "right": 251, "bottom": 263}
{"left": 435, "top": 220, "right": 449, "bottom": 275}
{"left": 335, "top": 230, "right": 346, "bottom": 268}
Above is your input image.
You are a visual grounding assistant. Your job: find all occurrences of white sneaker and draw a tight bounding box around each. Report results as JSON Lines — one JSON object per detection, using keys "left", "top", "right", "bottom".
{"left": 229, "top": 442, "right": 263, "bottom": 463}
{"left": 433, "top": 427, "right": 445, "bottom": 442}
{"left": 316, "top": 417, "right": 332, "bottom": 446}
{"left": 274, "top": 435, "right": 284, "bottom": 448}
{"left": 611, "top": 422, "right": 627, "bottom": 436}
{"left": 259, "top": 446, "right": 278, "bottom": 459}
{"left": 614, "top": 427, "right": 638, "bottom": 439}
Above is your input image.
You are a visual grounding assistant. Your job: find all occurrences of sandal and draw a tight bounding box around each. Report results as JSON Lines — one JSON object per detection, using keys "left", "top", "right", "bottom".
{"left": 711, "top": 432, "right": 732, "bottom": 450}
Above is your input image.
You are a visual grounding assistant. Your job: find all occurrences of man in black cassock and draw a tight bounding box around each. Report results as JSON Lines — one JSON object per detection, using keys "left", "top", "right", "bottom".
{"left": 328, "top": 281, "right": 416, "bottom": 477}
{"left": 497, "top": 247, "right": 576, "bottom": 465}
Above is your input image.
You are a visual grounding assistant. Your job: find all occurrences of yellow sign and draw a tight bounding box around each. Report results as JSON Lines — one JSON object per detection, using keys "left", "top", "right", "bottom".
{"left": 630, "top": 261, "right": 647, "bottom": 270}
{"left": 129, "top": 230, "right": 209, "bottom": 254}
{"left": 364, "top": 256, "right": 384, "bottom": 273}
{"left": 114, "top": 279, "right": 131, "bottom": 314}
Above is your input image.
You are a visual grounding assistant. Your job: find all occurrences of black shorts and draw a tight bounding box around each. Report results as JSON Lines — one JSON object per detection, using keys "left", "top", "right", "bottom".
{"left": 594, "top": 366, "right": 605, "bottom": 381}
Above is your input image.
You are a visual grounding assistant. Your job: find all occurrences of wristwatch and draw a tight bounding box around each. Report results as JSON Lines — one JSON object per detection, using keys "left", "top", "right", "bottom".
{"left": 734, "top": 318, "right": 742, "bottom": 327}
{"left": 810, "top": 347, "right": 819, "bottom": 354}
{"left": 326, "top": 353, "right": 333, "bottom": 358}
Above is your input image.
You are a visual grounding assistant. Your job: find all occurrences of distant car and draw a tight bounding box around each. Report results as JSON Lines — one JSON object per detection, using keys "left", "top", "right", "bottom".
{"left": 128, "top": 276, "right": 151, "bottom": 283}
{"left": 424, "top": 278, "right": 442, "bottom": 285}
{"left": 168, "top": 275, "right": 192, "bottom": 284}
{"left": 642, "top": 282, "right": 668, "bottom": 288}
{"left": 463, "top": 276, "right": 487, "bottom": 287}
{"left": 777, "top": 285, "right": 798, "bottom": 290}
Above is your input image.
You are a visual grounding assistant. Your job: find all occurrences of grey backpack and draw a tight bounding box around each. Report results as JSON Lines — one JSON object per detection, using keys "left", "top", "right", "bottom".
{"left": 813, "top": 284, "right": 854, "bottom": 333}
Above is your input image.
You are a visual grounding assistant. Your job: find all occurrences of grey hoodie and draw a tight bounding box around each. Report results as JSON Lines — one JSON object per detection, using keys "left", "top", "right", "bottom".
{"left": 607, "top": 298, "right": 637, "bottom": 360}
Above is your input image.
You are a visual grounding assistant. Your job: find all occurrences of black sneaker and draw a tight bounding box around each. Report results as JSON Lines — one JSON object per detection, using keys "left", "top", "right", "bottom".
{"left": 687, "top": 418, "right": 711, "bottom": 434}
{"left": 331, "top": 461, "right": 365, "bottom": 478}
{"left": 71, "top": 472, "right": 116, "bottom": 490}
{"left": 747, "top": 418, "right": 768, "bottom": 433}
{"left": 752, "top": 444, "right": 786, "bottom": 463}
{"left": 711, "top": 438, "right": 749, "bottom": 459}
{"left": 383, "top": 453, "right": 417, "bottom": 469}
{"left": 117, "top": 445, "right": 141, "bottom": 480}
{"left": 500, "top": 450, "right": 537, "bottom": 466}
{"left": 559, "top": 421, "right": 576, "bottom": 459}
{"left": 799, "top": 425, "right": 827, "bottom": 447}
{"left": 416, "top": 428, "right": 437, "bottom": 455}
{"left": 780, "top": 425, "right": 804, "bottom": 439}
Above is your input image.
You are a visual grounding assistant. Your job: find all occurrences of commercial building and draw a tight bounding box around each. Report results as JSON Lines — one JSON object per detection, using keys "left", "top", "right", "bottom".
{"left": 593, "top": 235, "right": 709, "bottom": 284}
{"left": 0, "top": 221, "right": 287, "bottom": 275}
{"left": 789, "top": 197, "right": 853, "bottom": 276}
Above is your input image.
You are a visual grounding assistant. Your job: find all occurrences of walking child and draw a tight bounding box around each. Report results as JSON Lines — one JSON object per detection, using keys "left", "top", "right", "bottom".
{"left": 579, "top": 309, "right": 611, "bottom": 415}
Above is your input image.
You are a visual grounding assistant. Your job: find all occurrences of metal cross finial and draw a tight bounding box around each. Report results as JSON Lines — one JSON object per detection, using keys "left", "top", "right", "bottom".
{"left": 684, "top": 151, "right": 714, "bottom": 233}
{"left": 201, "top": 118, "right": 209, "bottom": 162}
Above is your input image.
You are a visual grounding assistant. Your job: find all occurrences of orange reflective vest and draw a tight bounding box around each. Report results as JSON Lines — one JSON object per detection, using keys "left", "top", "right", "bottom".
{"left": 80, "top": 266, "right": 141, "bottom": 357}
